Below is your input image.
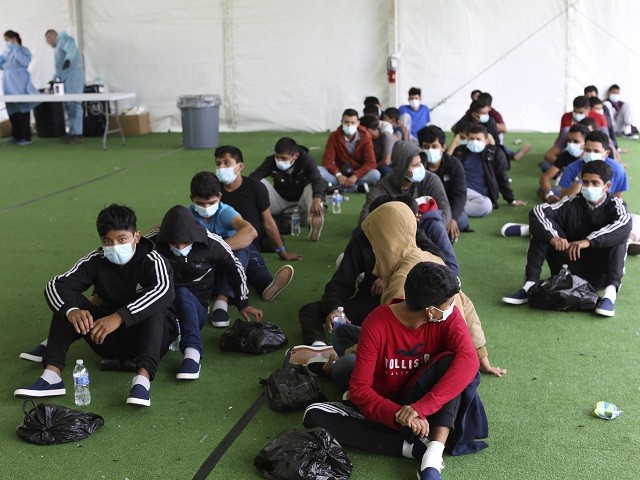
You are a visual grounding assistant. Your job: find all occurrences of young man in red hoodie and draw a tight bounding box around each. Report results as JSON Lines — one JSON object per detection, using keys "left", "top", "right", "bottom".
{"left": 304, "top": 262, "right": 486, "bottom": 480}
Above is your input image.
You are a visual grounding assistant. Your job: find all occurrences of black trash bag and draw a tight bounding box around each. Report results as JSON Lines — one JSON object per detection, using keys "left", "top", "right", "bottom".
{"left": 528, "top": 270, "right": 599, "bottom": 311}
{"left": 220, "top": 319, "right": 287, "bottom": 354}
{"left": 16, "top": 401, "right": 104, "bottom": 445}
{"left": 260, "top": 364, "right": 325, "bottom": 411}
{"left": 254, "top": 427, "right": 352, "bottom": 480}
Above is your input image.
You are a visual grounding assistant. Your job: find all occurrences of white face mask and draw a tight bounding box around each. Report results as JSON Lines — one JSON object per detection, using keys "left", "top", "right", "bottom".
{"left": 275, "top": 160, "right": 293, "bottom": 171}
{"left": 409, "top": 99, "right": 421, "bottom": 110}
{"left": 608, "top": 93, "right": 620, "bottom": 103}
{"left": 342, "top": 124, "right": 357, "bottom": 136}
{"left": 194, "top": 202, "right": 219, "bottom": 218}
{"left": 216, "top": 166, "right": 238, "bottom": 185}
{"left": 103, "top": 241, "right": 135, "bottom": 265}
{"left": 424, "top": 148, "right": 442, "bottom": 165}
{"left": 428, "top": 301, "right": 455, "bottom": 323}
{"left": 582, "top": 152, "right": 604, "bottom": 163}
{"left": 573, "top": 112, "right": 587, "bottom": 122}
{"left": 408, "top": 164, "right": 426, "bottom": 183}
{"left": 565, "top": 142, "right": 583, "bottom": 158}
{"left": 170, "top": 244, "right": 193, "bottom": 257}
{"left": 466, "top": 139, "right": 486, "bottom": 153}
{"left": 459, "top": 138, "right": 468, "bottom": 145}
{"left": 477, "top": 113, "right": 490, "bottom": 123}
{"left": 581, "top": 186, "right": 604, "bottom": 203}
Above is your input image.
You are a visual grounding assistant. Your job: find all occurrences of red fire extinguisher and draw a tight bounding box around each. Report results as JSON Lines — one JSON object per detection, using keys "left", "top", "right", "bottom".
{"left": 387, "top": 55, "right": 398, "bottom": 83}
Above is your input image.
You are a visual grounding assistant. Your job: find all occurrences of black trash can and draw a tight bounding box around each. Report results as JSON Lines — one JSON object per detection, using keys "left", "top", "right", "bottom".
{"left": 33, "top": 90, "right": 65, "bottom": 138}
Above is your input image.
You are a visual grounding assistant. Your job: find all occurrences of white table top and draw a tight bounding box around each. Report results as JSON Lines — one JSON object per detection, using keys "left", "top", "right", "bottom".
{"left": 0, "top": 92, "right": 136, "bottom": 103}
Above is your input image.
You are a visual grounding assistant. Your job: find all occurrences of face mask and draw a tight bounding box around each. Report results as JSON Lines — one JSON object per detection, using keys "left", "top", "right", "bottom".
{"left": 428, "top": 301, "right": 455, "bottom": 323}
{"left": 408, "top": 164, "right": 426, "bottom": 183}
{"left": 170, "top": 244, "right": 193, "bottom": 257}
{"left": 275, "top": 160, "right": 293, "bottom": 171}
{"left": 424, "top": 148, "right": 442, "bottom": 165}
{"left": 609, "top": 94, "right": 620, "bottom": 103}
{"left": 573, "top": 112, "right": 586, "bottom": 122}
{"left": 565, "top": 142, "right": 583, "bottom": 158}
{"left": 581, "top": 186, "right": 604, "bottom": 203}
{"left": 409, "top": 99, "right": 421, "bottom": 110}
{"left": 103, "top": 241, "right": 135, "bottom": 265}
{"left": 466, "top": 139, "right": 486, "bottom": 153}
{"left": 582, "top": 152, "right": 603, "bottom": 163}
{"left": 477, "top": 113, "right": 490, "bottom": 123}
{"left": 216, "top": 166, "right": 238, "bottom": 185}
{"left": 593, "top": 109, "right": 604, "bottom": 115}
{"left": 459, "top": 138, "right": 468, "bottom": 145}
{"left": 342, "top": 124, "right": 357, "bottom": 136}
{"left": 194, "top": 202, "right": 219, "bottom": 218}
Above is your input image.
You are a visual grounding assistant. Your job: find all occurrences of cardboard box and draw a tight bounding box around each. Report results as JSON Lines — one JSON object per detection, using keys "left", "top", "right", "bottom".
{"left": 0, "top": 119, "right": 11, "bottom": 138}
{"left": 108, "top": 112, "right": 151, "bottom": 136}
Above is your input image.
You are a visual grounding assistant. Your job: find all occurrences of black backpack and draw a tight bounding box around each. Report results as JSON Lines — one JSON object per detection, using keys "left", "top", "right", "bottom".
{"left": 260, "top": 364, "right": 324, "bottom": 411}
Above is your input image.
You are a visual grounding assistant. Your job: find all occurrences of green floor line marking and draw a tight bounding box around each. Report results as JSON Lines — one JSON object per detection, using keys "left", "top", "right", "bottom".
{"left": 0, "top": 147, "right": 184, "bottom": 215}
{"left": 192, "top": 391, "right": 267, "bottom": 480}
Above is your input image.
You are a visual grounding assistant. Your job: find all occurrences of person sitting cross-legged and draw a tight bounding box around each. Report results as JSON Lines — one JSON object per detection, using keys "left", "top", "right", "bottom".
{"left": 14, "top": 204, "right": 177, "bottom": 407}
{"left": 303, "top": 261, "right": 488, "bottom": 480}
{"left": 502, "top": 160, "right": 631, "bottom": 317}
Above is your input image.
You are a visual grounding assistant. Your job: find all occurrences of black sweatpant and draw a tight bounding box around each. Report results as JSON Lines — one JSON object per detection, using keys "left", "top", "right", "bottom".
{"left": 525, "top": 236, "right": 627, "bottom": 289}
{"left": 42, "top": 293, "right": 177, "bottom": 380}
{"left": 303, "top": 355, "right": 460, "bottom": 456}
{"left": 298, "top": 294, "right": 380, "bottom": 345}
{"left": 9, "top": 111, "right": 31, "bottom": 141}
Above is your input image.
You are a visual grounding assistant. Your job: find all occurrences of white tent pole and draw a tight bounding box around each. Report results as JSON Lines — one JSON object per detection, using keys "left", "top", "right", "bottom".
{"left": 222, "top": 0, "right": 238, "bottom": 131}
{"left": 387, "top": 0, "right": 399, "bottom": 108}
{"left": 564, "top": 0, "right": 574, "bottom": 111}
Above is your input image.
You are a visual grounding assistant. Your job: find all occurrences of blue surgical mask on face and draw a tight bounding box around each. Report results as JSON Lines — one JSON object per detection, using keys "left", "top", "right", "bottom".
{"left": 103, "top": 241, "right": 135, "bottom": 265}
{"left": 581, "top": 186, "right": 604, "bottom": 203}
{"left": 409, "top": 164, "right": 426, "bottom": 183}
{"left": 424, "top": 148, "right": 442, "bottom": 165}
{"left": 342, "top": 124, "right": 357, "bottom": 136}
{"left": 477, "top": 113, "right": 490, "bottom": 123}
{"left": 565, "top": 142, "right": 583, "bottom": 158}
{"left": 466, "top": 139, "right": 486, "bottom": 153}
{"left": 216, "top": 166, "right": 237, "bottom": 185}
{"left": 428, "top": 301, "right": 455, "bottom": 322}
{"left": 582, "top": 152, "right": 603, "bottom": 163}
{"left": 608, "top": 93, "right": 620, "bottom": 103}
{"left": 170, "top": 244, "right": 193, "bottom": 257}
{"left": 573, "top": 112, "right": 586, "bottom": 122}
{"left": 194, "top": 202, "right": 219, "bottom": 218}
{"left": 459, "top": 138, "right": 468, "bottom": 145}
{"left": 275, "top": 160, "right": 293, "bottom": 171}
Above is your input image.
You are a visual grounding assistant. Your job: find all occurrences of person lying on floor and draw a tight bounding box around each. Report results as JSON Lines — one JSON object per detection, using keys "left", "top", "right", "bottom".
{"left": 304, "top": 261, "right": 488, "bottom": 480}
{"left": 14, "top": 204, "right": 177, "bottom": 407}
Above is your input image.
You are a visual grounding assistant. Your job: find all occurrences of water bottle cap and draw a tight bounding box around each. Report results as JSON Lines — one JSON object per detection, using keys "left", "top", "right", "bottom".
{"left": 337, "top": 306, "right": 344, "bottom": 312}
{"left": 334, "top": 190, "right": 339, "bottom": 194}
{"left": 562, "top": 264, "right": 568, "bottom": 269}
{"left": 76, "top": 359, "right": 84, "bottom": 365}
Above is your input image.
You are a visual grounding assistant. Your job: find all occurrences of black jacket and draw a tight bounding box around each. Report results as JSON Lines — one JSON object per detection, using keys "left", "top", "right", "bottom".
{"left": 429, "top": 152, "right": 468, "bottom": 221}
{"left": 44, "top": 236, "right": 174, "bottom": 327}
{"left": 320, "top": 228, "right": 444, "bottom": 315}
{"left": 454, "top": 144, "right": 514, "bottom": 207}
{"left": 250, "top": 146, "right": 325, "bottom": 202}
{"left": 151, "top": 205, "right": 249, "bottom": 308}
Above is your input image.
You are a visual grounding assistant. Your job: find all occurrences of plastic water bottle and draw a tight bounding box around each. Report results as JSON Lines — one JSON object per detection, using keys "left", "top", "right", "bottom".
{"left": 559, "top": 264, "right": 570, "bottom": 277}
{"left": 169, "top": 319, "right": 181, "bottom": 352}
{"left": 73, "top": 359, "right": 91, "bottom": 406}
{"left": 291, "top": 207, "right": 301, "bottom": 236}
{"left": 332, "top": 306, "right": 347, "bottom": 327}
{"left": 331, "top": 190, "right": 343, "bottom": 214}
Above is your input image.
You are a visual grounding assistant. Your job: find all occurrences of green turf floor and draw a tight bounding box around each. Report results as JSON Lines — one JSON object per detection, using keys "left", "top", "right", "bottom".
{"left": 0, "top": 131, "right": 638, "bottom": 479}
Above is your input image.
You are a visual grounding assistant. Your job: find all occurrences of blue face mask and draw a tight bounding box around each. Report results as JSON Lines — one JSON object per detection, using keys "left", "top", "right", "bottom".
{"left": 216, "top": 166, "right": 238, "bottom": 185}
{"left": 466, "top": 139, "right": 486, "bottom": 153}
{"left": 170, "top": 244, "right": 193, "bottom": 257}
{"left": 581, "top": 186, "right": 604, "bottom": 203}
{"left": 275, "top": 160, "right": 293, "bottom": 171}
{"left": 342, "top": 124, "right": 357, "bottom": 136}
{"left": 565, "top": 142, "right": 583, "bottom": 158}
{"left": 103, "top": 241, "right": 135, "bottom": 265}
{"left": 408, "top": 164, "right": 426, "bottom": 183}
{"left": 582, "top": 152, "right": 603, "bottom": 163}
{"left": 477, "top": 113, "right": 490, "bottom": 123}
{"left": 194, "top": 202, "right": 219, "bottom": 218}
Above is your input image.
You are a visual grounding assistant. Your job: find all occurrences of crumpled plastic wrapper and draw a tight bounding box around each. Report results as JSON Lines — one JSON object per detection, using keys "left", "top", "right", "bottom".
{"left": 593, "top": 401, "right": 622, "bottom": 420}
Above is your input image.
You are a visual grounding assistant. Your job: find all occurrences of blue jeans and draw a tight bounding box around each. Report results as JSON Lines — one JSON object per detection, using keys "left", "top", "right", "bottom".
{"left": 330, "top": 325, "right": 361, "bottom": 393}
{"left": 174, "top": 287, "right": 207, "bottom": 356}
{"left": 457, "top": 211, "right": 470, "bottom": 232}
{"left": 418, "top": 211, "right": 461, "bottom": 276}
{"left": 318, "top": 166, "right": 381, "bottom": 192}
{"left": 246, "top": 243, "right": 273, "bottom": 294}
{"left": 216, "top": 246, "right": 251, "bottom": 300}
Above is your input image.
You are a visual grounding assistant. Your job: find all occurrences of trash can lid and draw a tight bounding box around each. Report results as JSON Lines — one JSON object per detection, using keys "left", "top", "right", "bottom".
{"left": 177, "top": 95, "right": 222, "bottom": 108}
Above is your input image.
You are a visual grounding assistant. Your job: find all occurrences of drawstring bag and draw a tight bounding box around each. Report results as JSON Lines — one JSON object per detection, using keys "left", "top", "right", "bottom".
{"left": 220, "top": 319, "right": 287, "bottom": 354}
{"left": 528, "top": 270, "right": 599, "bottom": 311}
{"left": 254, "top": 427, "right": 352, "bottom": 480}
{"left": 16, "top": 401, "right": 104, "bottom": 445}
{"left": 260, "top": 364, "right": 325, "bottom": 411}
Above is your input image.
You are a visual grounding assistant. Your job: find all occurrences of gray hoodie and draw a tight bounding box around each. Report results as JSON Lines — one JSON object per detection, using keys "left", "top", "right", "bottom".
{"left": 358, "top": 141, "right": 451, "bottom": 225}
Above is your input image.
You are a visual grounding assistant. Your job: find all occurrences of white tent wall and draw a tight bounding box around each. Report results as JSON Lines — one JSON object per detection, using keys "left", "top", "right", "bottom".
{"left": 2, "top": 0, "right": 640, "bottom": 133}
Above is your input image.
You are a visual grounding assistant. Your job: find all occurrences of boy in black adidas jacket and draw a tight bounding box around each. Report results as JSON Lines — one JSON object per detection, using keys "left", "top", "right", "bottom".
{"left": 502, "top": 161, "right": 631, "bottom": 317}
{"left": 149, "top": 205, "right": 262, "bottom": 381}
{"left": 14, "top": 204, "right": 177, "bottom": 407}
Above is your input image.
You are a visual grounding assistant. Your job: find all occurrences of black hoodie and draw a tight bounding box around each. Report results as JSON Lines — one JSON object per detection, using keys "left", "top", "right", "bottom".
{"left": 150, "top": 205, "right": 249, "bottom": 308}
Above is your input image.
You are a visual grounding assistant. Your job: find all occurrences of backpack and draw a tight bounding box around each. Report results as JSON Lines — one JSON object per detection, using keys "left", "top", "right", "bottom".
{"left": 260, "top": 364, "right": 324, "bottom": 411}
